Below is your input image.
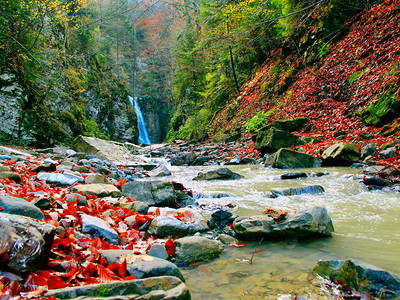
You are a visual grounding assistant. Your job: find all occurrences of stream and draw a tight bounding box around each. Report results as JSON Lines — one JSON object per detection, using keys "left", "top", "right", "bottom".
{"left": 149, "top": 162, "right": 400, "bottom": 299}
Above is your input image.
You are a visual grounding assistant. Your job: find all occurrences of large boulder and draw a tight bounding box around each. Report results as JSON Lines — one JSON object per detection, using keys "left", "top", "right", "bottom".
{"left": 100, "top": 250, "right": 184, "bottom": 281}
{"left": 269, "top": 117, "right": 308, "bottom": 132}
{"left": 72, "top": 183, "right": 122, "bottom": 198}
{"left": 193, "top": 168, "right": 243, "bottom": 181}
{"left": 45, "top": 276, "right": 191, "bottom": 299}
{"left": 322, "top": 143, "right": 360, "bottom": 166}
{"left": 0, "top": 212, "right": 55, "bottom": 273}
{"left": 148, "top": 208, "right": 209, "bottom": 238}
{"left": 313, "top": 259, "right": 400, "bottom": 298}
{"left": 252, "top": 128, "right": 300, "bottom": 155}
{"left": 264, "top": 148, "right": 321, "bottom": 169}
{"left": 0, "top": 195, "right": 44, "bottom": 220}
{"left": 233, "top": 206, "right": 334, "bottom": 240}
{"left": 122, "top": 181, "right": 176, "bottom": 207}
{"left": 173, "top": 236, "right": 224, "bottom": 264}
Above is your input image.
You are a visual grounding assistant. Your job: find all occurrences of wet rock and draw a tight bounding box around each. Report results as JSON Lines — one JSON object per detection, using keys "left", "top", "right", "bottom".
{"left": 182, "top": 152, "right": 197, "bottom": 165}
{"left": 233, "top": 206, "right": 334, "bottom": 240}
{"left": 363, "top": 177, "right": 392, "bottom": 187}
{"left": 211, "top": 209, "right": 237, "bottom": 228}
{"left": 148, "top": 208, "right": 209, "bottom": 238}
{"left": 33, "top": 196, "right": 52, "bottom": 210}
{"left": 361, "top": 143, "right": 378, "bottom": 159}
{"left": 65, "top": 193, "right": 87, "bottom": 206}
{"left": 322, "top": 143, "right": 360, "bottom": 166}
{"left": 37, "top": 172, "right": 84, "bottom": 186}
{"left": 72, "top": 184, "right": 122, "bottom": 198}
{"left": 100, "top": 250, "right": 184, "bottom": 281}
{"left": 0, "top": 212, "right": 55, "bottom": 273}
{"left": 280, "top": 172, "right": 308, "bottom": 180}
{"left": 193, "top": 168, "right": 243, "bottom": 181}
{"left": 252, "top": 128, "right": 300, "bottom": 155}
{"left": 0, "top": 172, "right": 22, "bottom": 183}
{"left": 269, "top": 185, "right": 325, "bottom": 198}
{"left": 84, "top": 173, "right": 107, "bottom": 184}
{"left": 173, "top": 236, "right": 224, "bottom": 263}
{"left": 0, "top": 195, "right": 44, "bottom": 220}
{"left": 265, "top": 148, "right": 321, "bottom": 169}
{"left": 193, "top": 156, "right": 213, "bottom": 166}
{"left": 313, "top": 259, "right": 400, "bottom": 298}
{"left": 122, "top": 181, "right": 176, "bottom": 207}
{"left": 81, "top": 214, "right": 119, "bottom": 244}
{"left": 240, "top": 157, "right": 256, "bottom": 165}
{"left": 45, "top": 276, "right": 191, "bottom": 299}
{"left": 170, "top": 156, "right": 185, "bottom": 166}
{"left": 148, "top": 163, "right": 171, "bottom": 177}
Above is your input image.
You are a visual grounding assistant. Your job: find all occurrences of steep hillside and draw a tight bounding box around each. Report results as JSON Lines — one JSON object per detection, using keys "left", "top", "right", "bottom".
{"left": 209, "top": 0, "right": 400, "bottom": 160}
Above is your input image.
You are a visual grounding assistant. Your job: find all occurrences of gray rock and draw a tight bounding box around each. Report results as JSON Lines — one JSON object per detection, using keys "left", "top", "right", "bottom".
{"left": 233, "top": 206, "right": 334, "bottom": 240}
{"left": 45, "top": 276, "right": 190, "bottom": 299}
{"left": 268, "top": 118, "right": 308, "bottom": 132}
{"left": 264, "top": 148, "right": 321, "bottom": 169}
{"left": 0, "top": 172, "right": 22, "bottom": 183}
{"left": 148, "top": 244, "right": 169, "bottom": 260}
{"left": 193, "top": 168, "right": 243, "bottom": 181}
{"left": 148, "top": 208, "right": 209, "bottom": 238}
{"left": 65, "top": 193, "right": 87, "bottom": 206}
{"left": 0, "top": 195, "right": 44, "bottom": 220}
{"left": 148, "top": 163, "right": 171, "bottom": 177}
{"left": 322, "top": 143, "right": 360, "bottom": 166}
{"left": 72, "top": 184, "right": 122, "bottom": 198}
{"left": 84, "top": 173, "right": 107, "bottom": 184}
{"left": 0, "top": 212, "right": 55, "bottom": 273}
{"left": 313, "top": 259, "right": 400, "bottom": 297}
{"left": 170, "top": 156, "right": 185, "bottom": 166}
{"left": 122, "top": 181, "right": 176, "bottom": 207}
{"left": 33, "top": 196, "right": 52, "bottom": 210}
{"left": 100, "top": 250, "right": 184, "bottom": 281}
{"left": 269, "top": 185, "right": 325, "bottom": 197}
{"left": 30, "top": 163, "right": 57, "bottom": 173}
{"left": 173, "top": 236, "right": 224, "bottom": 263}
{"left": 380, "top": 148, "right": 397, "bottom": 159}
{"left": 129, "top": 201, "right": 149, "bottom": 214}
{"left": 37, "top": 172, "right": 84, "bottom": 186}
{"left": 252, "top": 128, "right": 300, "bottom": 155}
{"left": 81, "top": 214, "right": 119, "bottom": 244}
{"left": 361, "top": 143, "right": 378, "bottom": 159}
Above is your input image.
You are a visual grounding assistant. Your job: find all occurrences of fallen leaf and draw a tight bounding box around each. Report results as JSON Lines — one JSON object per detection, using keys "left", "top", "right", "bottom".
{"left": 229, "top": 241, "right": 246, "bottom": 247}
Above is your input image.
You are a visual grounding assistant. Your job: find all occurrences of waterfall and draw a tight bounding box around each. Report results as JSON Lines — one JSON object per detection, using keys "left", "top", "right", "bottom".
{"left": 129, "top": 96, "right": 151, "bottom": 145}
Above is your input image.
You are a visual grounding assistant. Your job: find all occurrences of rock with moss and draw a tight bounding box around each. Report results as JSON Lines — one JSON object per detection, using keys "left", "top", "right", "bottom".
{"left": 264, "top": 148, "right": 321, "bottom": 169}
{"left": 44, "top": 276, "right": 191, "bottom": 299}
{"left": 322, "top": 143, "right": 360, "bottom": 166}
{"left": 313, "top": 259, "right": 400, "bottom": 298}
{"left": 268, "top": 117, "right": 309, "bottom": 132}
{"left": 173, "top": 236, "right": 224, "bottom": 264}
{"left": 72, "top": 184, "right": 122, "bottom": 198}
{"left": 233, "top": 206, "right": 334, "bottom": 240}
{"left": 252, "top": 128, "right": 300, "bottom": 155}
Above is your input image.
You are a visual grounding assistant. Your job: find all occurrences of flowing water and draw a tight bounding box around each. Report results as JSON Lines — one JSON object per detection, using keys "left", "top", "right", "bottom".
{"left": 152, "top": 163, "right": 400, "bottom": 299}
{"left": 129, "top": 96, "right": 151, "bottom": 145}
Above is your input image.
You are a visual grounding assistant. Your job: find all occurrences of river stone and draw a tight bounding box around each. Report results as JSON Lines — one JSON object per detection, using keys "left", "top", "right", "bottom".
{"left": 72, "top": 184, "right": 122, "bottom": 198}
{"left": 122, "top": 181, "right": 176, "bottom": 207}
{"left": 170, "top": 156, "right": 185, "bottom": 166}
{"left": 0, "top": 166, "right": 11, "bottom": 172}
{"left": 148, "top": 163, "right": 171, "bottom": 177}
{"left": 0, "top": 195, "right": 44, "bottom": 220}
{"left": 33, "top": 196, "right": 52, "bottom": 210}
{"left": 148, "top": 208, "right": 209, "bottom": 238}
{"left": 30, "top": 163, "right": 57, "bottom": 173}
{"left": 322, "top": 143, "right": 360, "bottom": 166}
{"left": 45, "top": 276, "right": 190, "bottom": 299}
{"left": 65, "top": 193, "right": 87, "bottom": 206}
{"left": 193, "top": 167, "right": 243, "bottom": 181}
{"left": 81, "top": 214, "right": 119, "bottom": 244}
{"left": 233, "top": 206, "right": 334, "bottom": 240}
{"left": 73, "top": 135, "right": 135, "bottom": 162}
{"left": 173, "top": 236, "right": 224, "bottom": 263}
{"left": 37, "top": 172, "right": 84, "bottom": 186}
{"left": 361, "top": 143, "right": 378, "bottom": 159}
{"left": 148, "top": 244, "right": 169, "bottom": 260}
{"left": 84, "top": 173, "right": 107, "bottom": 184}
{"left": 100, "top": 250, "right": 184, "bottom": 281}
{"left": 269, "top": 185, "right": 325, "bottom": 197}
{"left": 313, "top": 259, "right": 400, "bottom": 297}
{"left": 0, "top": 212, "right": 55, "bottom": 273}
{"left": 268, "top": 117, "right": 309, "bottom": 132}
{"left": 128, "top": 201, "right": 149, "bottom": 214}
{"left": 265, "top": 148, "right": 322, "bottom": 169}
{"left": 0, "top": 171, "right": 22, "bottom": 183}
{"left": 280, "top": 172, "right": 308, "bottom": 180}
{"left": 252, "top": 128, "right": 300, "bottom": 155}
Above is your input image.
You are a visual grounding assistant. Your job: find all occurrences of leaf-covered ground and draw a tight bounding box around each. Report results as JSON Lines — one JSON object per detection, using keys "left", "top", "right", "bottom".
{"left": 210, "top": 0, "right": 400, "bottom": 167}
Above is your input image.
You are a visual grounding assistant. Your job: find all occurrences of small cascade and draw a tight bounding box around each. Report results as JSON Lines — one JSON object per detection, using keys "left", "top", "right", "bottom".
{"left": 129, "top": 96, "right": 151, "bottom": 145}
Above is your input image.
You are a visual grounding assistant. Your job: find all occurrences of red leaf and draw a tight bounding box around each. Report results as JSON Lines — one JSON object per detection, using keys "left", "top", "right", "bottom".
{"left": 165, "top": 239, "right": 176, "bottom": 256}
{"left": 9, "top": 281, "right": 22, "bottom": 296}
{"left": 0, "top": 251, "right": 9, "bottom": 263}
{"left": 229, "top": 241, "right": 246, "bottom": 247}
{"left": 123, "top": 275, "right": 136, "bottom": 281}
{"left": 47, "top": 275, "right": 66, "bottom": 289}
{"left": 119, "top": 259, "right": 127, "bottom": 279}
{"left": 118, "top": 178, "right": 127, "bottom": 187}
{"left": 0, "top": 207, "right": 3, "bottom": 212}
{"left": 24, "top": 273, "right": 47, "bottom": 288}
{"left": 97, "top": 265, "right": 120, "bottom": 283}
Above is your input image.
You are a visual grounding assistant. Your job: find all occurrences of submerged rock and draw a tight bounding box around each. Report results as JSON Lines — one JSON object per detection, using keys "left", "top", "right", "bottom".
{"left": 233, "top": 206, "right": 334, "bottom": 240}
{"left": 45, "top": 276, "right": 191, "bottom": 299}
{"left": 193, "top": 168, "right": 243, "bottom": 181}
{"left": 269, "top": 185, "right": 325, "bottom": 198}
{"left": 313, "top": 259, "right": 400, "bottom": 298}
{"left": 173, "top": 236, "right": 224, "bottom": 263}
{"left": 0, "top": 212, "right": 55, "bottom": 273}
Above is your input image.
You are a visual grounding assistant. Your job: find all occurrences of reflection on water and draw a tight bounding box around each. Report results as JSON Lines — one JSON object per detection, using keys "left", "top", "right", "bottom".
{"left": 150, "top": 163, "right": 400, "bottom": 299}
